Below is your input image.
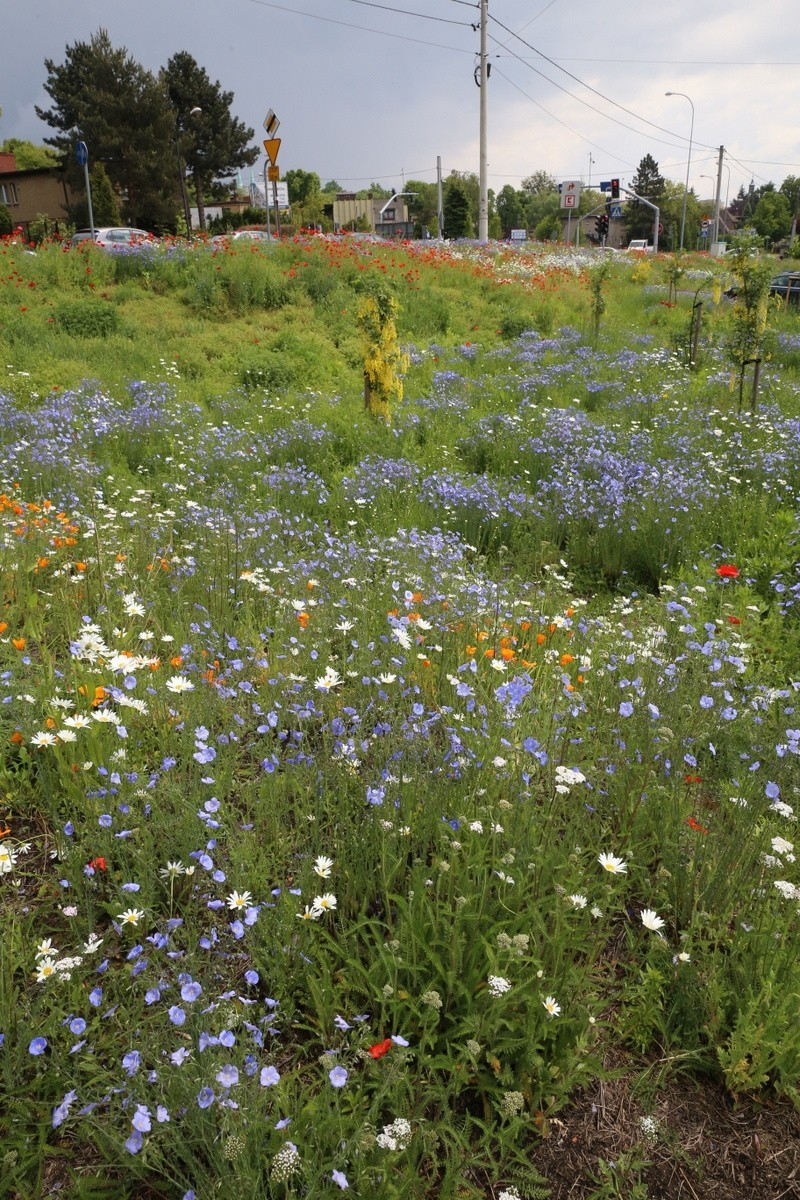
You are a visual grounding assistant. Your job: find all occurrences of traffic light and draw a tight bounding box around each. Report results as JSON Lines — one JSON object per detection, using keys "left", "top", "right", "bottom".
{"left": 610, "top": 178, "right": 620, "bottom": 200}
{"left": 595, "top": 214, "right": 609, "bottom": 241}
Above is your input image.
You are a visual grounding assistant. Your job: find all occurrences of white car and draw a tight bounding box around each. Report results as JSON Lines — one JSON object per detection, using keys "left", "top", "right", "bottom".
{"left": 71, "top": 227, "right": 155, "bottom": 249}
{"left": 209, "top": 229, "right": 278, "bottom": 246}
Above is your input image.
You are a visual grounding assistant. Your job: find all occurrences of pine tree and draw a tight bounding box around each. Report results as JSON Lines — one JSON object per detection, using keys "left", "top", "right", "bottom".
{"left": 624, "top": 154, "right": 666, "bottom": 242}
{"left": 163, "top": 52, "right": 258, "bottom": 231}
{"left": 36, "top": 29, "right": 177, "bottom": 230}
{"left": 443, "top": 179, "right": 472, "bottom": 239}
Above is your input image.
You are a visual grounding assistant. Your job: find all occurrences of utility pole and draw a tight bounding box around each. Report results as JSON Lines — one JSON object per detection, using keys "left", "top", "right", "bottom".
{"left": 478, "top": 0, "right": 489, "bottom": 242}
{"left": 712, "top": 145, "right": 725, "bottom": 248}
{"left": 436, "top": 156, "right": 444, "bottom": 239}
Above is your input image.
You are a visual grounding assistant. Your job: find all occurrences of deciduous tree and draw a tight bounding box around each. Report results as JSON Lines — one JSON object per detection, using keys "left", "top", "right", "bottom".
{"left": 0, "top": 139, "right": 59, "bottom": 169}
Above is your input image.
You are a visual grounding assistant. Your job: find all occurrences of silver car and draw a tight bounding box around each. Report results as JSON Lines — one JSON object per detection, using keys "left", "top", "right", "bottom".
{"left": 70, "top": 227, "right": 154, "bottom": 249}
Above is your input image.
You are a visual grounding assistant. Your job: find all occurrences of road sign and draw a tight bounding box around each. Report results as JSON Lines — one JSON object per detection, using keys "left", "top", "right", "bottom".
{"left": 263, "top": 109, "right": 280, "bottom": 137}
{"left": 600, "top": 180, "right": 611, "bottom": 192}
{"left": 270, "top": 182, "right": 289, "bottom": 209}
{"left": 263, "top": 137, "right": 281, "bottom": 165}
{"left": 559, "top": 180, "right": 581, "bottom": 209}
{"left": 658, "top": 223, "right": 664, "bottom": 234}
{"left": 75, "top": 141, "right": 88, "bottom": 166}
{"left": 610, "top": 204, "right": 622, "bottom": 219}
{"left": 267, "top": 165, "right": 280, "bottom": 182}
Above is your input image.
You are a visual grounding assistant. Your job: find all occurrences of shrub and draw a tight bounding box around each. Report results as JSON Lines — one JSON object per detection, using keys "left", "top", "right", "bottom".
{"left": 53, "top": 298, "right": 121, "bottom": 337}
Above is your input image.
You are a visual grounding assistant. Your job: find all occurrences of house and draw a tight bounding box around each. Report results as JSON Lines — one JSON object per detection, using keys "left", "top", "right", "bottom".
{"left": 0, "top": 153, "right": 78, "bottom": 237}
{"left": 327, "top": 193, "right": 413, "bottom": 238}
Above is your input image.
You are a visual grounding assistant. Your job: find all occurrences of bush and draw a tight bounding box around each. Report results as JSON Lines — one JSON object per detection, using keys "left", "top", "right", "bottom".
{"left": 53, "top": 298, "right": 121, "bottom": 337}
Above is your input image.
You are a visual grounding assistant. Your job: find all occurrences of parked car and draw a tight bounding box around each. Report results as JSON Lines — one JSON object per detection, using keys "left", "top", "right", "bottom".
{"left": 208, "top": 228, "right": 278, "bottom": 247}
{"left": 231, "top": 229, "right": 277, "bottom": 243}
{"left": 724, "top": 271, "right": 800, "bottom": 303}
{"left": 769, "top": 270, "right": 800, "bottom": 304}
{"left": 70, "top": 227, "right": 155, "bottom": 249}
{"left": 627, "top": 239, "right": 654, "bottom": 252}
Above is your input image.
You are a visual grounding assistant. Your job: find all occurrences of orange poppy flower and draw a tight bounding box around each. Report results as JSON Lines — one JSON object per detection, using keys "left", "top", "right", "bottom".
{"left": 368, "top": 1038, "right": 393, "bottom": 1059}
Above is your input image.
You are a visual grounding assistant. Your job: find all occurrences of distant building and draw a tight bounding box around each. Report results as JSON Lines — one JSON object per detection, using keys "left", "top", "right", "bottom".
{"left": 327, "top": 193, "right": 413, "bottom": 238}
{"left": 0, "top": 153, "right": 78, "bottom": 237}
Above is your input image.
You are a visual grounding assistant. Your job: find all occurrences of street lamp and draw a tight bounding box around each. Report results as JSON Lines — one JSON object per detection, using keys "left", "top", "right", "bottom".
{"left": 175, "top": 106, "right": 202, "bottom": 236}
{"left": 665, "top": 91, "right": 694, "bottom": 251}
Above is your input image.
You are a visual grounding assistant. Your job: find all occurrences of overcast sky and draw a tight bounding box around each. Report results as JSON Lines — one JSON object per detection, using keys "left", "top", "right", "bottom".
{"left": 3, "top": 0, "right": 799, "bottom": 204}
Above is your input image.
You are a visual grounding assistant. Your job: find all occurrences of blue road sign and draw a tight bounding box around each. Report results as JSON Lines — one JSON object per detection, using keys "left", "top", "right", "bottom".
{"left": 610, "top": 204, "right": 622, "bottom": 219}
{"left": 600, "top": 181, "right": 611, "bottom": 192}
{"left": 75, "top": 141, "right": 88, "bottom": 166}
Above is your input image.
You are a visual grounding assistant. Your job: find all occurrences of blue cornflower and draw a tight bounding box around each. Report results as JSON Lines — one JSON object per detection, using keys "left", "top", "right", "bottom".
{"left": 216, "top": 1064, "right": 239, "bottom": 1088}
{"left": 69, "top": 1018, "right": 86, "bottom": 1036}
{"left": 132, "top": 1105, "right": 152, "bottom": 1133}
{"left": 180, "top": 981, "right": 202, "bottom": 1002}
{"left": 29, "top": 1037, "right": 48, "bottom": 1056}
{"left": 329, "top": 1065, "right": 348, "bottom": 1088}
{"left": 168, "top": 1006, "right": 186, "bottom": 1026}
{"left": 122, "top": 1050, "right": 141, "bottom": 1076}
{"left": 197, "top": 1087, "right": 215, "bottom": 1109}
{"left": 52, "top": 1090, "right": 77, "bottom": 1129}
{"left": 260, "top": 1065, "right": 280, "bottom": 1087}
{"left": 332, "top": 1169, "right": 350, "bottom": 1189}
{"left": 124, "top": 1130, "right": 143, "bottom": 1154}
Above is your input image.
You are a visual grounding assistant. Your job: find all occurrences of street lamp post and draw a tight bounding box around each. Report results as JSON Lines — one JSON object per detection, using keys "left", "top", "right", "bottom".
{"left": 665, "top": 91, "right": 694, "bottom": 252}
{"left": 175, "top": 106, "right": 202, "bottom": 236}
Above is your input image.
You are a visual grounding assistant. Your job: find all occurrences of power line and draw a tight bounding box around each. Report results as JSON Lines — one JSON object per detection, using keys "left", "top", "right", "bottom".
{"left": 243, "top": 0, "right": 474, "bottom": 48}
{"left": 488, "top": 33, "right": 694, "bottom": 155}
{"left": 488, "top": 11, "right": 720, "bottom": 153}
{"left": 492, "top": 66, "right": 637, "bottom": 171}
{"left": 337, "top": 0, "right": 472, "bottom": 26}
{"left": 533, "top": 56, "right": 800, "bottom": 67}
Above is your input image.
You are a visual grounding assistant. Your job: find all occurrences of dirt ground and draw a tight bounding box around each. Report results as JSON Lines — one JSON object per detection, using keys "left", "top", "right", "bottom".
{"left": 530, "top": 1058, "right": 800, "bottom": 1199}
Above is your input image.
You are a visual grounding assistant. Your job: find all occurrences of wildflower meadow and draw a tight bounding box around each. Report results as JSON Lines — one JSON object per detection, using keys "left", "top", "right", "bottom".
{"left": 2, "top": 232, "right": 800, "bottom": 1199}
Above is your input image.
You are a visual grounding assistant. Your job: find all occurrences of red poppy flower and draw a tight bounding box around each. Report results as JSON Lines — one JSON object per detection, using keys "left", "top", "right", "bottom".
{"left": 88, "top": 856, "right": 107, "bottom": 872}
{"left": 684, "top": 775, "right": 703, "bottom": 785}
{"left": 687, "top": 816, "right": 709, "bottom": 834}
{"left": 368, "top": 1038, "right": 393, "bottom": 1059}
{"left": 727, "top": 615, "right": 742, "bottom": 624}
{"left": 715, "top": 564, "right": 739, "bottom": 579}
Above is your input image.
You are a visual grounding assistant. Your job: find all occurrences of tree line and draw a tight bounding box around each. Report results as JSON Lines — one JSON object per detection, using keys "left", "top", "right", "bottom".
{"left": 2, "top": 30, "right": 799, "bottom": 247}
